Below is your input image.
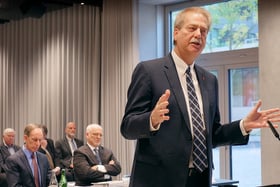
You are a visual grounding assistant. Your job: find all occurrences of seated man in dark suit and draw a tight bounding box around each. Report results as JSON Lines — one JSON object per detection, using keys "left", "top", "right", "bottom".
{"left": 5, "top": 123, "right": 51, "bottom": 187}
{"left": 74, "top": 124, "right": 121, "bottom": 186}
{"left": 0, "top": 128, "right": 21, "bottom": 187}
{"left": 55, "top": 121, "right": 84, "bottom": 181}
{"left": 38, "top": 125, "right": 60, "bottom": 174}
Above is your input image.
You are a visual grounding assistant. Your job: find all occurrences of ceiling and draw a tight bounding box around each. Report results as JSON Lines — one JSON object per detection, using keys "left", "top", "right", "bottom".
{"left": 0, "top": 0, "right": 102, "bottom": 24}
{"left": 0, "top": 0, "right": 186, "bottom": 24}
{"left": 139, "top": 0, "right": 186, "bottom": 5}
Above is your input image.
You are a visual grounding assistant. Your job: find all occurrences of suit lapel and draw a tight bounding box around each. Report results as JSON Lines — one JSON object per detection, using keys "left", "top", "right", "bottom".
{"left": 85, "top": 145, "right": 99, "bottom": 164}
{"left": 19, "top": 150, "right": 34, "bottom": 180}
{"left": 75, "top": 138, "right": 82, "bottom": 147}
{"left": 164, "top": 55, "right": 192, "bottom": 132}
{"left": 13, "top": 145, "right": 20, "bottom": 152}
{"left": 64, "top": 137, "right": 72, "bottom": 154}
{"left": 37, "top": 153, "right": 48, "bottom": 187}
{"left": 1, "top": 146, "right": 11, "bottom": 158}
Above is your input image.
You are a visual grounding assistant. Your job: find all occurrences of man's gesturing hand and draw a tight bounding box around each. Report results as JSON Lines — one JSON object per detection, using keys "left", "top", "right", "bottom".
{"left": 151, "top": 89, "right": 170, "bottom": 128}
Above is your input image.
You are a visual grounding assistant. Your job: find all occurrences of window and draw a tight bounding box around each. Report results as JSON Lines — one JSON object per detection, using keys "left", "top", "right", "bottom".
{"left": 202, "top": 55, "right": 259, "bottom": 187}
{"left": 229, "top": 67, "right": 260, "bottom": 186}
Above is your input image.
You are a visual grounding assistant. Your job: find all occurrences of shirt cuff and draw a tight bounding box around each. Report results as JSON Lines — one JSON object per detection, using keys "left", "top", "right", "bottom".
{"left": 97, "top": 165, "right": 107, "bottom": 173}
{"left": 150, "top": 116, "right": 161, "bottom": 131}
{"left": 240, "top": 119, "right": 249, "bottom": 136}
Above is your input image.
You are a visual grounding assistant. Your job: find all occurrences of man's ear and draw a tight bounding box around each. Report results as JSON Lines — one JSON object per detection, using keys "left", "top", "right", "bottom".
{"left": 23, "top": 134, "right": 28, "bottom": 143}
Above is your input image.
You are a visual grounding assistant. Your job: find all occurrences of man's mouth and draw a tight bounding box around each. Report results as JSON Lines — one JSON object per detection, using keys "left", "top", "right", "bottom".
{"left": 190, "top": 39, "right": 201, "bottom": 46}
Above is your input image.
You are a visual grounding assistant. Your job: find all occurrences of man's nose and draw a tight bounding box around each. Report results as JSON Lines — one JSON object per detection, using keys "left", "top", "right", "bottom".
{"left": 194, "top": 28, "right": 202, "bottom": 37}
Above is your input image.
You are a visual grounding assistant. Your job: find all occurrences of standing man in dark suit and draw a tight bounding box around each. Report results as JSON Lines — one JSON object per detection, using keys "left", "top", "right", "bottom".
{"left": 74, "top": 124, "right": 121, "bottom": 186}
{"left": 120, "top": 7, "right": 280, "bottom": 187}
{"left": 5, "top": 123, "right": 51, "bottom": 187}
{"left": 0, "top": 128, "right": 21, "bottom": 187}
{"left": 55, "top": 121, "right": 84, "bottom": 181}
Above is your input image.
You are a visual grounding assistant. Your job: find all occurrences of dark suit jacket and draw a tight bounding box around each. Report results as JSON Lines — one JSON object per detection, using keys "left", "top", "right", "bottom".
{"left": 5, "top": 149, "right": 51, "bottom": 187}
{"left": 73, "top": 145, "right": 121, "bottom": 186}
{"left": 120, "top": 54, "right": 249, "bottom": 187}
{"left": 0, "top": 144, "right": 21, "bottom": 187}
{"left": 38, "top": 138, "right": 56, "bottom": 166}
{"left": 0, "top": 144, "right": 21, "bottom": 172}
{"left": 55, "top": 137, "right": 84, "bottom": 169}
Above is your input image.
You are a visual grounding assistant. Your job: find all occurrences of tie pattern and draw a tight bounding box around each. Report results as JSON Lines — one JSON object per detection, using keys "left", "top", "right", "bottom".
{"left": 31, "top": 153, "right": 40, "bottom": 187}
{"left": 94, "top": 148, "right": 102, "bottom": 164}
{"left": 186, "top": 67, "right": 208, "bottom": 172}
{"left": 71, "top": 139, "right": 77, "bottom": 155}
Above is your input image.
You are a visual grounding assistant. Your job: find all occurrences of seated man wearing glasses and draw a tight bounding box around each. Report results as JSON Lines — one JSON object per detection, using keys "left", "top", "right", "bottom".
{"left": 73, "top": 124, "right": 121, "bottom": 186}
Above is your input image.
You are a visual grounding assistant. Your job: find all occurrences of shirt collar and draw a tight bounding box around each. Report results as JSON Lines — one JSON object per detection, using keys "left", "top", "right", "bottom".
{"left": 66, "top": 135, "right": 74, "bottom": 141}
{"left": 87, "top": 143, "right": 99, "bottom": 151}
{"left": 3, "top": 140, "right": 9, "bottom": 147}
{"left": 22, "top": 145, "right": 35, "bottom": 158}
{"left": 171, "top": 50, "right": 195, "bottom": 75}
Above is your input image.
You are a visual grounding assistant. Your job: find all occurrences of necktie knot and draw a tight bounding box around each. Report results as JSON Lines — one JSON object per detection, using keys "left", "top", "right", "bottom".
{"left": 186, "top": 66, "right": 191, "bottom": 74}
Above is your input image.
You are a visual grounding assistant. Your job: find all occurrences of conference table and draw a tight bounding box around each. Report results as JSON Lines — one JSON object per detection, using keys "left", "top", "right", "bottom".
{"left": 92, "top": 180, "right": 129, "bottom": 187}
{"left": 212, "top": 179, "right": 239, "bottom": 186}
{"left": 71, "top": 178, "right": 239, "bottom": 187}
{"left": 69, "top": 180, "right": 129, "bottom": 187}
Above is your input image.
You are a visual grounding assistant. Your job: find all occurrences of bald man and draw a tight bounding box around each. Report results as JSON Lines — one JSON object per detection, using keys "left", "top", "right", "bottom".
{"left": 55, "top": 122, "right": 84, "bottom": 181}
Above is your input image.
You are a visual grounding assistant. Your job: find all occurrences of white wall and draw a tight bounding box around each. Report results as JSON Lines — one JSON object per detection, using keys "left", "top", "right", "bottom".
{"left": 138, "top": 3, "right": 165, "bottom": 61}
{"left": 259, "top": 0, "right": 280, "bottom": 185}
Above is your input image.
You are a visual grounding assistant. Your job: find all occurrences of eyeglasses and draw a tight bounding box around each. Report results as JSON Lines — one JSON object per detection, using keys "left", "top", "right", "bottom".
{"left": 91, "top": 133, "right": 102, "bottom": 137}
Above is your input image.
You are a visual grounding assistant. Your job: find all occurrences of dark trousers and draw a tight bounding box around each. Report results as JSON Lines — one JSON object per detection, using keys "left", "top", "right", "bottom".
{"left": 186, "top": 168, "right": 210, "bottom": 187}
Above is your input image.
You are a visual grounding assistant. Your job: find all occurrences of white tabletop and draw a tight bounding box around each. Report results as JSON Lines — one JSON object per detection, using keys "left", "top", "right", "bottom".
{"left": 92, "top": 180, "right": 129, "bottom": 187}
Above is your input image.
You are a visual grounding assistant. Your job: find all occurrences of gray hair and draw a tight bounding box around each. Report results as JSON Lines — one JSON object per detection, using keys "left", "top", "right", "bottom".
{"left": 86, "top": 123, "right": 103, "bottom": 133}
{"left": 3, "top": 128, "right": 16, "bottom": 135}
{"left": 174, "top": 7, "right": 212, "bottom": 30}
{"left": 24, "top": 123, "right": 41, "bottom": 137}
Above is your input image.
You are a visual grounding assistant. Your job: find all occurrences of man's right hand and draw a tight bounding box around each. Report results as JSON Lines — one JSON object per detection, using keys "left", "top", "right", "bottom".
{"left": 150, "top": 89, "right": 170, "bottom": 128}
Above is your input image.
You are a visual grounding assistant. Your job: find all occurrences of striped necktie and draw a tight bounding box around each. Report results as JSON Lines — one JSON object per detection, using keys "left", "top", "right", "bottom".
{"left": 31, "top": 152, "right": 40, "bottom": 187}
{"left": 186, "top": 66, "right": 208, "bottom": 172}
{"left": 71, "top": 139, "right": 77, "bottom": 155}
{"left": 94, "top": 148, "right": 102, "bottom": 164}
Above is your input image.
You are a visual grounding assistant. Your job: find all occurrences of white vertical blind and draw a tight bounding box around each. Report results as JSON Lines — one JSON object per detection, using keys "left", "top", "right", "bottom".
{"left": 101, "top": 0, "right": 138, "bottom": 178}
{"left": 0, "top": 4, "right": 101, "bottom": 144}
{"left": 0, "top": 0, "right": 138, "bottom": 179}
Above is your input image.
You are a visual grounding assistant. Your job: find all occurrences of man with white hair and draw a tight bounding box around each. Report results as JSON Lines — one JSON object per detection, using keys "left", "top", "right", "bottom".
{"left": 0, "top": 128, "right": 21, "bottom": 187}
{"left": 73, "top": 124, "right": 121, "bottom": 186}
